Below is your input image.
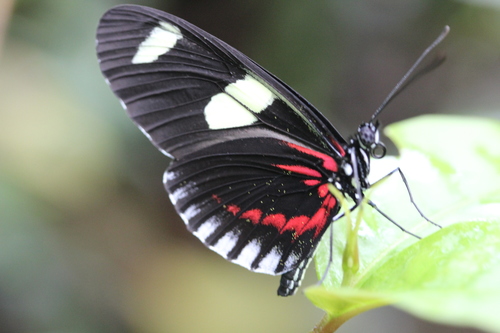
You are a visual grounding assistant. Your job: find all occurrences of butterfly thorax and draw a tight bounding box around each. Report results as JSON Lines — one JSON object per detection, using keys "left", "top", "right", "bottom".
{"left": 336, "top": 122, "right": 385, "bottom": 203}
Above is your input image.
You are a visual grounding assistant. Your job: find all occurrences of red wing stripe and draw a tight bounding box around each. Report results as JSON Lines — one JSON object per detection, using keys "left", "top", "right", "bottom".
{"left": 274, "top": 164, "right": 321, "bottom": 178}
{"left": 286, "top": 142, "right": 338, "bottom": 172}
{"left": 324, "top": 194, "right": 337, "bottom": 209}
{"left": 281, "top": 215, "right": 309, "bottom": 235}
{"left": 217, "top": 189, "right": 338, "bottom": 241}
{"left": 240, "top": 209, "right": 263, "bottom": 224}
{"left": 262, "top": 214, "right": 287, "bottom": 228}
{"left": 226, "top": 204, "right": 241, "bottom": 216}
{"left": 330, "top": 138, "right": 346, "bottom": 156}
{"left": 317, "top": 184, "right": 329, "bottom": 197}
{"left": 310, "top": 208, "right": 328, "bottom": 238}
{"left": 303, "top": 179, "right": 321, "bottom": 186}
{"left": 313, "top": 194, "right": 337, "bottom": 238}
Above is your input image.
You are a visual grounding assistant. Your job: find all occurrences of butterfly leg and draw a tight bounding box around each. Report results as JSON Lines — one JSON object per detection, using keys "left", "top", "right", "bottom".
{"left": 371, "top": 167, "right": 442, "bottom": 229}
{"left": 316, "top": 202, "right": 359, "bottom": 287}
{"left": 367, "top": 200, "right": 421, "bottom": 239}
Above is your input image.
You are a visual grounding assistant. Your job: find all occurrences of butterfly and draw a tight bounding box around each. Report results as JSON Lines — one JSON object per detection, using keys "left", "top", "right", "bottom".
{"left": 96, "top": 5, "right": 446, "bottom": 296}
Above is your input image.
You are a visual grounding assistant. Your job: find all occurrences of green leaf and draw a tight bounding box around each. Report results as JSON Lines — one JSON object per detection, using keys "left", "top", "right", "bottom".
{"left": 306, "top": 115, "right": 500, "bottom": 332}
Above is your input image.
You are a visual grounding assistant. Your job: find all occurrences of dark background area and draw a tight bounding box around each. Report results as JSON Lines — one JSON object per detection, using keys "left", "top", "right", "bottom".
{"left": 0, "top": 0, "right": 498, "bottom": 332}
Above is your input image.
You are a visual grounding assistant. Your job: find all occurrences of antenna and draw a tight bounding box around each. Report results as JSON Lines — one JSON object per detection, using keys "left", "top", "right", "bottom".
{"left": 370, "top": 26, "right": 450, "bottom": 122}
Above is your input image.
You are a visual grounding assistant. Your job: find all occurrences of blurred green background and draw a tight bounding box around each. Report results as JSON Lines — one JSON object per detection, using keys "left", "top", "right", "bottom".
{"left": 1, "top": 0, "right": 499, "bottom": 332}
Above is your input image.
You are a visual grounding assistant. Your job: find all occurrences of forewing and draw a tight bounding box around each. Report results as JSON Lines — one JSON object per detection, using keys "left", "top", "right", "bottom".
{"left": 96, "top": 4, "right": 345, "bottom": 159}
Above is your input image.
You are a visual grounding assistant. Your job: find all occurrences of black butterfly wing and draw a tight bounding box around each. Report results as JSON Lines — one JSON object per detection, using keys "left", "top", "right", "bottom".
{"left": 97, "top": 5, "right": 346, "bottom": 293}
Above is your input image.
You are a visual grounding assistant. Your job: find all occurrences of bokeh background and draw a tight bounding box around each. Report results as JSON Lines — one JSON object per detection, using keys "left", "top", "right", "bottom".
{"left": 1, "top": 0, "right": 499, "bottom": 332}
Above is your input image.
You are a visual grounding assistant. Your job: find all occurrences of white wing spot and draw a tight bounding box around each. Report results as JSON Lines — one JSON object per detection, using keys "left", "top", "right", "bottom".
{"left": 210, "top": 231, "right": 238, "bottom": 258}
{"left": 204, "top": 93, "right": 258, "bottom": 129}
{"left": 169, "top": 182, "right": 197, "bottom": 205}
{"left": 233, "top": 239, "right": 261, "bottom": 270}
{"left": 164, "top": 171, "right": 178, "bottom": 183}
{"left": 283, "top": 252, "right": 299, "bottom": 272}
{"left": 193, "top": 216, "right": 221, "bottom": 242}
{"left": 179, "top": 204, "right": 201, "bottom": 224}
{"left": 203, "top": 75, "right": 275, "bottom": 130}
{"left": 225, "top": 75, "right": 275, "bottom": 114}
{"left": 255, "top": 246, "right": 281, "bottom": 274}
{"left": 132, "top": 21, "right": 182, "bottom": 64}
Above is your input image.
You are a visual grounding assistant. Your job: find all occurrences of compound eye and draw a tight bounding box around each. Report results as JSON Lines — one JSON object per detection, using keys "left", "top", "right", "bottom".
{"left": 371, "top": 142, "right": 386, "bottom": 158}
{"left": 357, "top": 122, "right": 379, "bottom": 150}
{"left": 358, "top": 124, "right": 374, "bottom": 147}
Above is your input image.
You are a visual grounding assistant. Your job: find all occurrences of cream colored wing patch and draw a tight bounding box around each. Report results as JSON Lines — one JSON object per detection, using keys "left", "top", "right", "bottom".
{"left": 132, "top": 21, "right": 182, "bottom": 64}
{"left": 204, "top": 75, "right": 276, "bottom": 130}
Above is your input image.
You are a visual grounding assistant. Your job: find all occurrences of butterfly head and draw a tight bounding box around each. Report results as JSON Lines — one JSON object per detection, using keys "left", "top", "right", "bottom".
{"left": 356, "top": 121, "right": 386, "bottom": 159}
